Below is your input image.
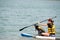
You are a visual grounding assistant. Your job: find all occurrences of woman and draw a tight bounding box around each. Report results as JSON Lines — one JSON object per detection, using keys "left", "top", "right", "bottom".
{"left": 39, "top": 18, "right": 56, "bottom": 37}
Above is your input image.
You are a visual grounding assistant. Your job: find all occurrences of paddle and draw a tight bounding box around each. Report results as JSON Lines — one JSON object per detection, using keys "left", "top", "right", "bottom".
{"left": 19, "top": 16, "right": 56, "bottom": 31}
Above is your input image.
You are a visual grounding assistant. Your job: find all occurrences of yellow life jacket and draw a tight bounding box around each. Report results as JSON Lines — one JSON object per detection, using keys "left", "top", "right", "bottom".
{"left": 48, "top": 25, "right": 55, "bottom": 34}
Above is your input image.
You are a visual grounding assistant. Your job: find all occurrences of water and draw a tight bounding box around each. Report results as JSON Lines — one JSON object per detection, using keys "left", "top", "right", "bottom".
{"left": 0, "top": 0, "right": 60, "bottom": 40}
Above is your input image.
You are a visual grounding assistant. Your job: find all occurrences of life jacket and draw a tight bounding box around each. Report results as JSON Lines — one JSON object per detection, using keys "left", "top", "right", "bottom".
{"left": 48, "top": 23, "right": 55, "bottom": 34}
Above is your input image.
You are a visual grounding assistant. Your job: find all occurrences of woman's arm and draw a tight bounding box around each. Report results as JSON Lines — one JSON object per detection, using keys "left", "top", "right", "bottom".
{"left": 38, "top": 22, "right": 47, "bottom": 26}
{"left": 40, "top": 23, "right": 47, "bottom": 26}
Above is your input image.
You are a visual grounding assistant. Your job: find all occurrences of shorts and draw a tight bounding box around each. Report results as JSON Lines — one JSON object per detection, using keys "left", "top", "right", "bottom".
{"left": 49, "top": 33, "right": 55, "bottom": 37}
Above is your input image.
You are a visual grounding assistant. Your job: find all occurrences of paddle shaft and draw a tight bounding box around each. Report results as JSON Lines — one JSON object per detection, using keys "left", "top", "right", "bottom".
{"left": 19, "top": 16, "right": 56, "bottom": 31}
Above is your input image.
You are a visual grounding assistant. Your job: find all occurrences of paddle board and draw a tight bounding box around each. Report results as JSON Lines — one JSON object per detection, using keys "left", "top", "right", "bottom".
{"left": 21, "top": 33, "right": 55, "bottom": 40}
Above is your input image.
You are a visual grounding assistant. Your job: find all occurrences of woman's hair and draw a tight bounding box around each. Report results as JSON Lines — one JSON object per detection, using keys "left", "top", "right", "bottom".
{"left": 48, "top": 18, "right": 54, "bottom": 25}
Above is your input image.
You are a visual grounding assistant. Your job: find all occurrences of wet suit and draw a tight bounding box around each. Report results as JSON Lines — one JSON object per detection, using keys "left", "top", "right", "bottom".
{"left": 34, "top": 24, "right": 45, "bottom": 36}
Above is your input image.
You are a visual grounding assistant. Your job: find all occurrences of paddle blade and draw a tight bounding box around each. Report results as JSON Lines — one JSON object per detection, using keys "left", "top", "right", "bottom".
{"left": 19, "top": 29, "right": 23, "bottom": 31}
{"left": 19, "top": 27, "right": 28, "bottom": 31}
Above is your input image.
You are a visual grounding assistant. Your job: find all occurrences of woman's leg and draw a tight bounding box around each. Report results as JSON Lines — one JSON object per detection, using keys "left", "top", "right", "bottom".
{"left": 42, "top": 32, "right": 49, "bottom": 36}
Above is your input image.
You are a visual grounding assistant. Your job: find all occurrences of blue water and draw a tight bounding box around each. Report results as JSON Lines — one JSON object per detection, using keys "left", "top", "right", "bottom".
{"left": 0, "top": 0, "right": 60, "bottom": 40}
